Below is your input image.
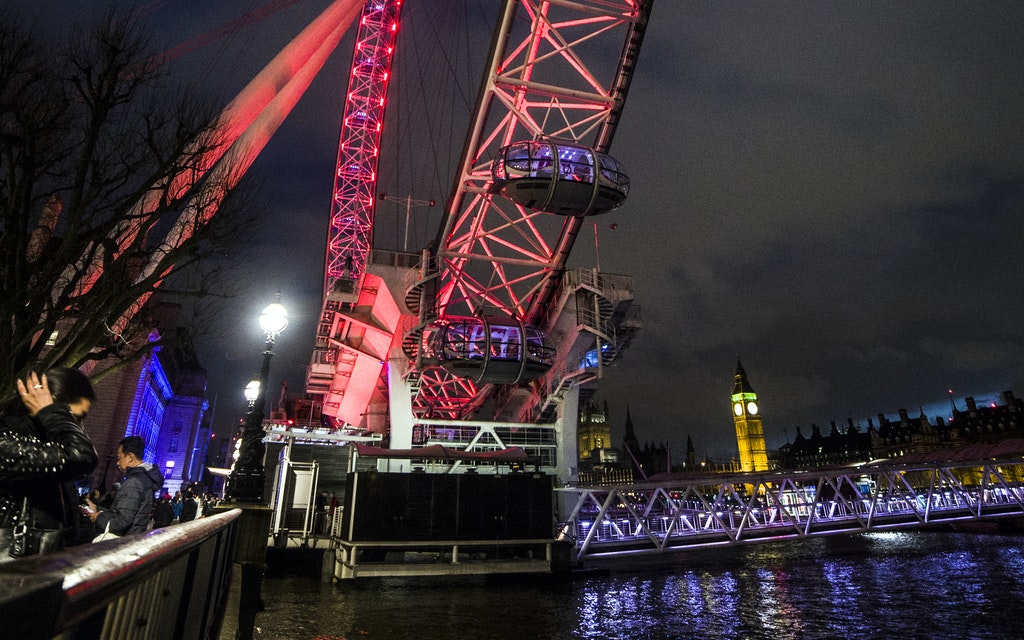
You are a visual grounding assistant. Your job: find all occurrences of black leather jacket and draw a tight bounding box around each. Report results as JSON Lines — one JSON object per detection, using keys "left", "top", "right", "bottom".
{"left": 0, "top": 403, "right": 99, "bottom": 531}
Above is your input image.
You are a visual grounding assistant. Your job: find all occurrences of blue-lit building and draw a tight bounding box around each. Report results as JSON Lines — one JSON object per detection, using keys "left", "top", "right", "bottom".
{"left": 123, "top": 335, "right": 174, "bottom": 463}
{"left": 137, "top": 343, "right": 211, "bottom": 496}
{"left": 85, "top": 303, "right": 211, "bottom": 496}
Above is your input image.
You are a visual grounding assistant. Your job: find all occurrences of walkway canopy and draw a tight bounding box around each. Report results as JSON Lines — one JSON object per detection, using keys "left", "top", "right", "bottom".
{"left": 351, "top": 442, "right": 533, "bottom": 462}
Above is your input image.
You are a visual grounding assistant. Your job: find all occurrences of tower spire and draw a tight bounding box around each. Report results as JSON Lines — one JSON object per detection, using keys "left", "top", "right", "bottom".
{"left": 734, "top": 356, "right": 756, "bottom": 396}
{"left": 622, "top": 404, "right": 639, "bottom": 449}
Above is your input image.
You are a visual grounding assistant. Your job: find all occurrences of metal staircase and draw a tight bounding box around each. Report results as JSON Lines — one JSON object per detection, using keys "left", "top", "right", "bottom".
{"left": 535, "top": 269, "right": 641, "bottom": 423}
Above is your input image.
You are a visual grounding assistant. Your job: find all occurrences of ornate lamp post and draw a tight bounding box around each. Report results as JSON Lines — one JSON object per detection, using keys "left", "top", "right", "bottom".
{"left": 227, "top": 297, "right": 288, "bottom": 502}
{"left": 244, "top": 380, "right": 261, "bottom": 407}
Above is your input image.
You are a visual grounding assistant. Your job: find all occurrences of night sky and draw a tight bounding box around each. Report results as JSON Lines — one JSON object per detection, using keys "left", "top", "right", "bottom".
{"left": 31, "top": 2, "right": 1024, "bottom": 460}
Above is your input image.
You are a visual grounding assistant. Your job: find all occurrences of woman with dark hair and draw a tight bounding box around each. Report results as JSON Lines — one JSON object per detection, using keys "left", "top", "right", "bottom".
{"left": 37, "top": 367, "right": 97, "bottom": 409}
{"left": 0, "top": 368, "right": 99, "bottom": 560}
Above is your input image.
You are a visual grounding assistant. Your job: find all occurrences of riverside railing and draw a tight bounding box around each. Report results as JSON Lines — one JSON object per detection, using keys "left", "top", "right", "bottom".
{"left": 0, "top": 508, "right": 241, "bottom": 640}
{"left": 558, "top": 450, "right": 1024, "bottom": 563}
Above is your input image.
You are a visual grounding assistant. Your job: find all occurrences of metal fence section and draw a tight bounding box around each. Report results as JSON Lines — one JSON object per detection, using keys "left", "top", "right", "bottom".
{"left": 0, "top": 508, "right": 241, "bottom": 639}
{"left": 558, "top": 456, "right": 1024, "bottom": 563}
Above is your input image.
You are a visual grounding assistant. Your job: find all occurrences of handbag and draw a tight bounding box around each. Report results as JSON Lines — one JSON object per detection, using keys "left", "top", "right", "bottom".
{"left": 0, "top": 527, "right": 15, "bottom": 563}
{"left": 2, "top": 497, "right": 65, "bottom": 560}
{"left": 92, "top": 521, "right": 121, "bottom": 543}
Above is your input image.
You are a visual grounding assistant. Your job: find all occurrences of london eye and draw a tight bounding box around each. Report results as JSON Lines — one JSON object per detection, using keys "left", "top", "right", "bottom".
{"left": 299, "top": 0, "right": 652, "bottom": 481}
{"left": 97, "top": 0, "right": 652, "bottom": 482}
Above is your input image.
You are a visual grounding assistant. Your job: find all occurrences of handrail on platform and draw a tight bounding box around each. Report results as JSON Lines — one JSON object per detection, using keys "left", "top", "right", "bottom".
{"left": 559, "top": 455, "right": 1024, "bottom": 562}
{"left": 0, "top": 508, "right": 242, "bottom": 640}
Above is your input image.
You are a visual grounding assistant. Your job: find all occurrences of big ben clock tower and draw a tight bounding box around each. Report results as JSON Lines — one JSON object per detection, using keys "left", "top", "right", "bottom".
{"left": 731, "top": 358, "right": 769, "bottom": 472}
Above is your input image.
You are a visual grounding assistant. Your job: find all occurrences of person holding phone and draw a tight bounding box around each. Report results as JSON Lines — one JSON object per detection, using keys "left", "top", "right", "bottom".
{"left": 84, "top": 436, "right": 163, "bottom": 536}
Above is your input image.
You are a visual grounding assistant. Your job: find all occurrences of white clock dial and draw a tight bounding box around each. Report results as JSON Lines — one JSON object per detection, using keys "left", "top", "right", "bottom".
{"left": 733, "top": 402, "right": 743, "bottom": 416}
{"left": 746, "top": 401, "right": 758, "bottom": 415}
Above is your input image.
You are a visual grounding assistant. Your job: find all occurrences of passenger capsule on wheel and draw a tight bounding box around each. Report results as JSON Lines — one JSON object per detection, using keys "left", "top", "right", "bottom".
{"left": 491, "top": 139, "right": 629, "bottom": 216}
{"left": 425, "top": 316, "right": 555, "bottom": 384}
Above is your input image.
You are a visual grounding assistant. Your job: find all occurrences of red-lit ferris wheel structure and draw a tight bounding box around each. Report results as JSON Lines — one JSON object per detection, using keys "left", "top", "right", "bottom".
{"left": 305, "top": 0, "right": 652, "bottom": 466}
{"left": 108, "top": 0, "right": 652, "bottom": 477}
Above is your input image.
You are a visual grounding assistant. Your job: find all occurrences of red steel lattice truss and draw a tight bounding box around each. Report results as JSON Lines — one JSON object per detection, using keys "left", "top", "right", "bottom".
{"left": 324, "top": 1, "right": 403, "bottom": 291}
{"left": 413, "top": 0, "right": 653, "bottom": 420}
{"left": 310, "top": 0, "right": 652, "bottom": 429}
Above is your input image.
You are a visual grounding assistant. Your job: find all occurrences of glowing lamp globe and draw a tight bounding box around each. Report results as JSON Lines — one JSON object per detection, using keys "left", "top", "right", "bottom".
{"left": 244, "top": 380, "right": 261, "bottom": 403}
{"left": 260, "top": 302, "right": 289, "bottom": 336}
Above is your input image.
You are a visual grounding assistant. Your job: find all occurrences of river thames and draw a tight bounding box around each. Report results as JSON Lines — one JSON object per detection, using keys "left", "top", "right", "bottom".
{"left": 254, "top": 530, "right": 1024, "bottom": 639}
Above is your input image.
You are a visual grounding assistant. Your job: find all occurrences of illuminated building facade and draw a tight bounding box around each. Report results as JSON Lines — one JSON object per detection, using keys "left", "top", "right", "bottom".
{"left": 780, "top": 390, "right": 1024, "bottom": 469}
{"left": 575, "top": 400, "right": 629, "bottom": 485}
{"left": 578, "top": 400, "right": 612, "bottom": 464}
{"left": 85, "top": 302, "right": 211, "bottom": 496}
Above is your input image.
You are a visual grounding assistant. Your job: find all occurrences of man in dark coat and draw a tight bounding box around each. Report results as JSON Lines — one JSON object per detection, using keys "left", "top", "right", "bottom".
{"left": 86, "top": 436, "right": 163, "bottom": 535}
{"left": 152, "top": 496, "right": 175, "bottom": 528}
{"left": 179, "top": 492, "right": 199, "bottom": 523}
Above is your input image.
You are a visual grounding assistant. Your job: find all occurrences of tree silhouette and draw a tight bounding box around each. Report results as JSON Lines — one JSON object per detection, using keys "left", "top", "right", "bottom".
{"left": 0, "top": 7, "right": 257, "bottom": 397}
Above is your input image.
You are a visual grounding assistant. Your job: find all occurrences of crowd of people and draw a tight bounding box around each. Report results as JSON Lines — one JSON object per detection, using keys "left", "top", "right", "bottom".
{"left": 84, "top": 483, "right": 221, "bottom": 533}
{"left": 152, "top": 489, "right": 222, "bottom": 527}
{"left": 1, "top": 368, "right": 220, "bottom": 562}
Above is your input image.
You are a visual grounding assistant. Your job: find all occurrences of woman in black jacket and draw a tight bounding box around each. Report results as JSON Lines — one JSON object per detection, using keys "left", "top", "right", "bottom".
{"left": 0, "top": 368, "right": 99, "bottom": 558}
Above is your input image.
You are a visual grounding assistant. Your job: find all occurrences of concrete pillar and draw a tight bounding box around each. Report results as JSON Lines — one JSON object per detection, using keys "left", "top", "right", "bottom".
{"left": 555, "top": 384, "right": 580, "bottom": 486}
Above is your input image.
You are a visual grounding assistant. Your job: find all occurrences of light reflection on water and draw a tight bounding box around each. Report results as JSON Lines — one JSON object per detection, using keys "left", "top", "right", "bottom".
{"left": 254, "top": 532, "right": 1024, "bottom": 640}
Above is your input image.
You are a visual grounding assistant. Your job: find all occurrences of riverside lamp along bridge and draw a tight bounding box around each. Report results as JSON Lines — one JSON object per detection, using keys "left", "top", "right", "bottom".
{"left": 558, "top": 440, "right": 1024, "bottom": 564}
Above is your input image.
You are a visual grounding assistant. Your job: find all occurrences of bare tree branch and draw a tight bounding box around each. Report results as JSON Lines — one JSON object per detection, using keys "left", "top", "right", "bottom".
{"left": 0, "top": 7, "right": 260, "bottom": 400}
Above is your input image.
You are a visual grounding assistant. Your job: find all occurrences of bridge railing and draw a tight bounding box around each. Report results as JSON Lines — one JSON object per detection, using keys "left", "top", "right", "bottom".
{"left": 0, "top": 508, "right": 241, "bottom": 640}
{"left": 558, "top": 456, "right": 1024, "bottom": 562}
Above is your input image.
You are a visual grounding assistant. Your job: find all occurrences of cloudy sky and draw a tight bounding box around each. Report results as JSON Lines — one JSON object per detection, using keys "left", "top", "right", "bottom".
{"left": 34, "top": 2, "right": 1024, "bottom": 460}
{"left": 599, "top": 1, "right": 1024, "bottom": 457}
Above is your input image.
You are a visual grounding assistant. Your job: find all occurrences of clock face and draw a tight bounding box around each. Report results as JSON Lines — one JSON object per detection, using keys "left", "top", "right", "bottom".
{"left": 733, "top": 402, "right": 743, "bottom": 416}
{"left": 746, "top": 401, "right": 758, "bottom": 415}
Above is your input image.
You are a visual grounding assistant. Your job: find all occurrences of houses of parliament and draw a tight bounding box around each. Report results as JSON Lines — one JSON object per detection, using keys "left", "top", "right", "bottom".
{"left": 578, "top": 358, "right": 1024, "bottom": 484}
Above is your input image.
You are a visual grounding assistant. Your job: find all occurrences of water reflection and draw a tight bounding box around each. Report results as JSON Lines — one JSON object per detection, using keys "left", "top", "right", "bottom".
{"left": 255, "top": 532, "right": 1024, "bottom": 640}
{"left": 754, "top": 566, "right": 803, "bottom": 639}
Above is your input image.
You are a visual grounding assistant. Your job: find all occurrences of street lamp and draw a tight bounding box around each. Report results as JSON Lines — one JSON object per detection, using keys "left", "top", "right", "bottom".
{"left": 227, "top": 296, "right": 289, "bottom": 502}
{"left": 244, "top": 380, "right": 260, "bottom": 406}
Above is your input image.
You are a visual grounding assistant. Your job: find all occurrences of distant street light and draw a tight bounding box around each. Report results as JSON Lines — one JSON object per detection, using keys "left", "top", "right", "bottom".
{"left": 244, "top": 380, "right": 260, "bottom": 406}
{"left": 227, "top": 295, "right": 289, "bottom": 502}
